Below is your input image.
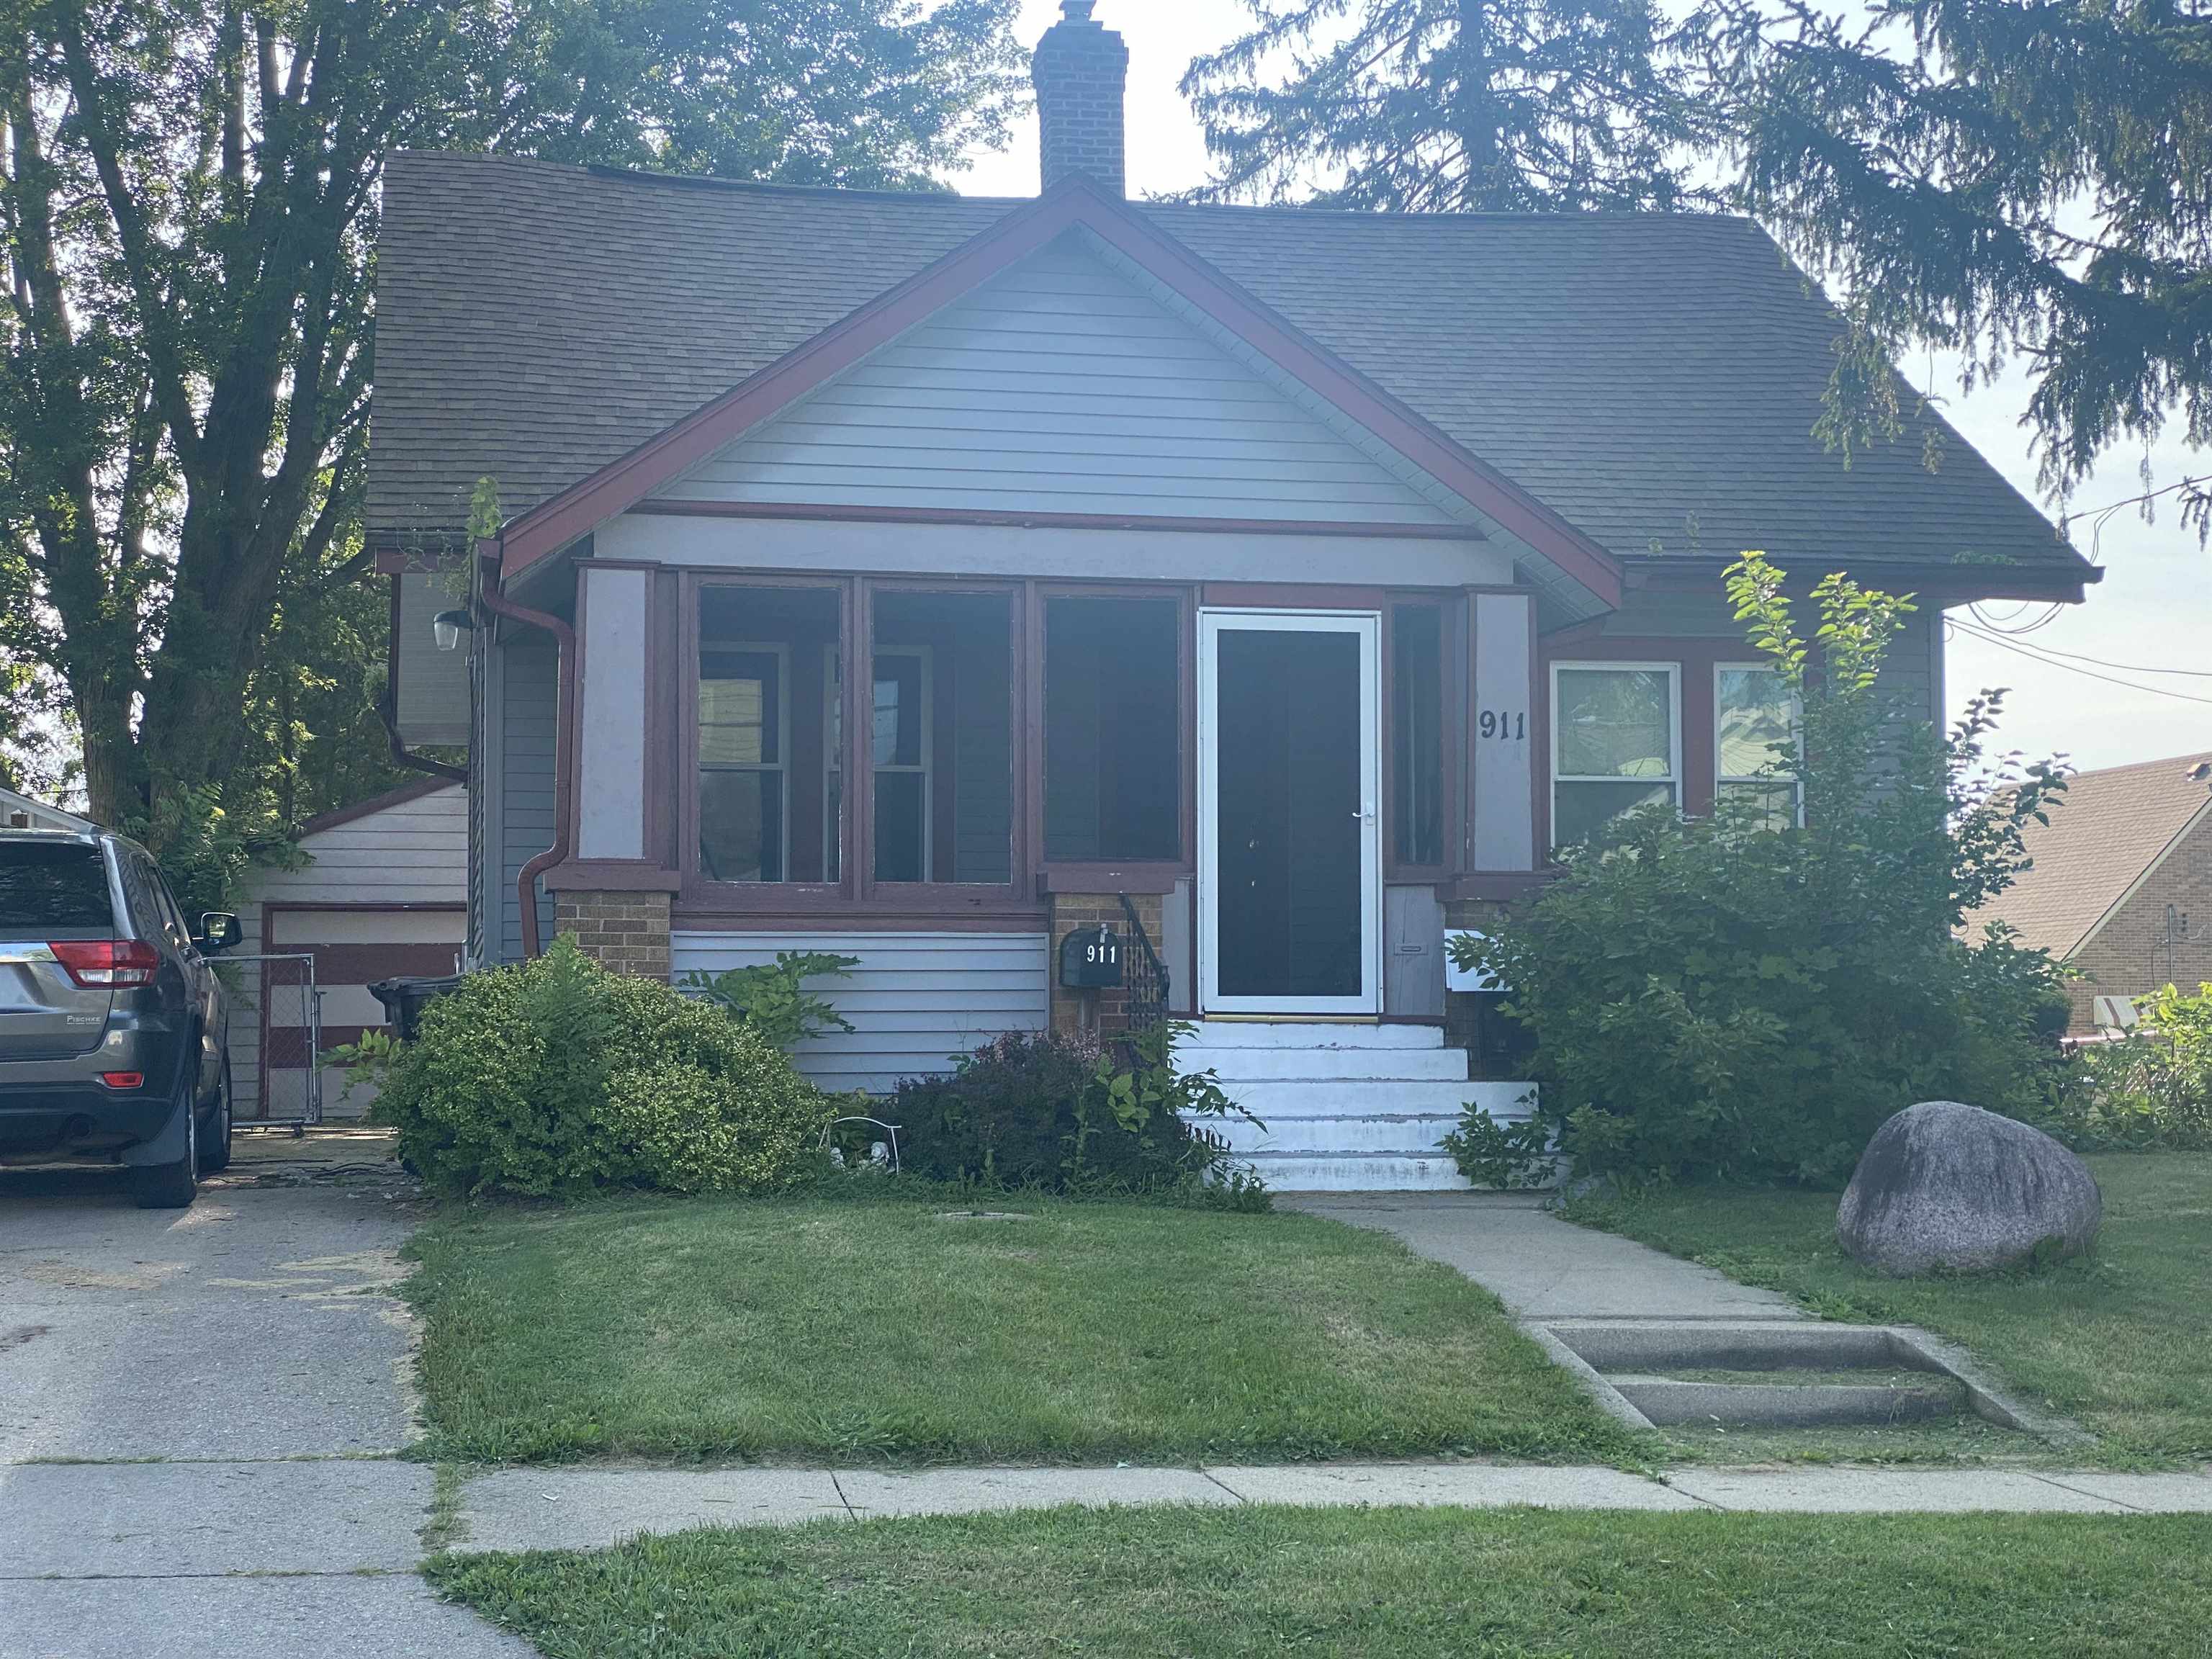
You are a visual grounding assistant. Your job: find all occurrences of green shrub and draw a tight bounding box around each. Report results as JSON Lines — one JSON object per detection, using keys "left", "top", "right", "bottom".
{"left": 891, "top": 1022, "right": 1260, "bottom": 1199}
{"left": 1441, "top": 1100, "right": 1552, "bottom": 1190}
{"left": 1455, "top": 553, "right": 2077, "bottom": 1189}
{"left": 372, "top": 940, "right": 830, "bottom": 1197}
{"left": 2054, "top": 985, "right": 2212, "bottom": 1151}
{"left": 678, "top": 952, "right": 859, "bottom": 1051}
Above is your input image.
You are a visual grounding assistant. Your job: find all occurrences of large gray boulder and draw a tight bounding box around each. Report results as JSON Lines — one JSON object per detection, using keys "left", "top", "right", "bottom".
{"left": 1838, "top": 1101, "right": 2101, "bottom": 1277}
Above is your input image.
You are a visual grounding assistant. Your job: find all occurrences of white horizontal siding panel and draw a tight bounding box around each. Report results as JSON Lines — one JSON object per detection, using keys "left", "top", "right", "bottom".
{"left": 652, "top": 241, "right": 1465, "bottom": 528}
{"left": 672, "top": 930, "right": 1048, "bottom": 1095}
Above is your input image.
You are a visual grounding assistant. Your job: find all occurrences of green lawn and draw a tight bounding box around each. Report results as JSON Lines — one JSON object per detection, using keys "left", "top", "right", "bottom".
{"left": 1563, "top": 1153, "right": 2212, "bottom": 1467}
{"left": 405, "top": 1192, "right": 1639, "bottom": 1465}
{"left": 431, "top": 1506, "right": 2212, "bottom": 1658}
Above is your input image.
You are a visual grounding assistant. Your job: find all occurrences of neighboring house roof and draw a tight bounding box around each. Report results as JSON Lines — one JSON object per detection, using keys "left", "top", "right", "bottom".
{"left": 0, "top": 785, "right": 96, "bottom": 835}
{"left": 297, "top": 777, "right": 459, "bottom": 839}
{"left": 1968, "top": 754, "right": 2212, "bottom": 959}
{"left": 367, "top": 153, "right": 2094, "bottom": 598}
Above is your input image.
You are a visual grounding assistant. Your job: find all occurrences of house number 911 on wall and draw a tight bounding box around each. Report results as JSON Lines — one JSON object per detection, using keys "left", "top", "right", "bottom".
{"left": 1478, "top": 711, "right": 1527, "bottom": 742}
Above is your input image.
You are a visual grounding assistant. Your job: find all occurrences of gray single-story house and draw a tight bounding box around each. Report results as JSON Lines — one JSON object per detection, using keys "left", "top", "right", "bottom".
{"left": 372, "top": 3, "right": 2095, "bottom": 1188}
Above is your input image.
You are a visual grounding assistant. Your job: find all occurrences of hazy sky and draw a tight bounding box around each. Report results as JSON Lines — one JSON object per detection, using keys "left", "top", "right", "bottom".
{"left": 961, "top": 0, "right": 2211, "bottom": 778}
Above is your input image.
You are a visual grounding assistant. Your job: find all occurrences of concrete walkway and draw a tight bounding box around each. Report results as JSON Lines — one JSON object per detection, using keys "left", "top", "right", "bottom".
{"left": 454, "top": 1460, "right": 2212, "bottom": 1553}
{"left": 1282, "top": 1192, "right": 1802, "bottom": 1321}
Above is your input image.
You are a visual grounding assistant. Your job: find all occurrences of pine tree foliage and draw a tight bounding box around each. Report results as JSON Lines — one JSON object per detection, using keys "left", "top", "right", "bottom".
{"left": 1182, "top": 0, "right": 1703, "bottom": 211}
{"left": 1696, "top": 0, "right": 2212, "bottom": 520}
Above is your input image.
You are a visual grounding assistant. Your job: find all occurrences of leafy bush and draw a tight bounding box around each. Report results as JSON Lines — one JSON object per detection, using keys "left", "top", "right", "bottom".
{"left": 679, "top": 951, "right": 860, "bottom": 1051}
{"left": 1455, "top": 553, "right": 2077, "bottom": 1188}
{"left": 372, "top": 939, "right": 830, "bottom": 1197}
{"left": 891, "top": 1022, "right": 1262, "bottom": 1200}
{"left": 1440, "top": 1100, "right": 1553, "bottom": 1190}
{"left": 2053, "top": 985, "right": 2212, "bottom": 1151}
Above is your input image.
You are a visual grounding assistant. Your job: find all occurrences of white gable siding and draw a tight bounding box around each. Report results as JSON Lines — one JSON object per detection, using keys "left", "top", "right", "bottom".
{"left": 651, "top": 241, "right": 1464, "bottom": 526}
{"left": 670, "top": 930, "right": 1049, "bottom": 1096}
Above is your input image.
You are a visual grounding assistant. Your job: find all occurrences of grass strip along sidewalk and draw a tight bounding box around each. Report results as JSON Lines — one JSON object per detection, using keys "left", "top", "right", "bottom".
{"left": 432, "top": 1505, "right": 2212, "bottom": 1658}
{"left": 1563, "top": 1153, "right": 2212, "bottom": 1468}
{"left": 405, "top": 1192, "right": 1640, "bottom": 1466}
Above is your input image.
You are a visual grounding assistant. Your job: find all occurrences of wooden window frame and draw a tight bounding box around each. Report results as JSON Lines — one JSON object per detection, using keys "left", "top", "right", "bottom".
{"left": 696, "top": 639, "right": 792, "bottom": 884}
{"left": 1383, "top": 592, "right": 1463, "bottom": 882}
{"left": 1548, "top": 660, "right": 1683, "bottom": 847}
{"left": 1714, "top": 660, "right": 1805, "bottom": 828}
{"left": 1030, "top": 581, "right": 1196, "bottom": 890}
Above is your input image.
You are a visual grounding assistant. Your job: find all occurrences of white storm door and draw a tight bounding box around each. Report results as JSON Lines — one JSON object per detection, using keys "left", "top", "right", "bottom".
{"left": 1197, "top": 609, "right": 1382, "bottom": 1017}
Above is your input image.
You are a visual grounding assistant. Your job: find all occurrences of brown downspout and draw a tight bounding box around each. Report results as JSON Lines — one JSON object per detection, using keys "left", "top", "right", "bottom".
{"left": 476, "top": 537, "right": 576, "bottom": 958}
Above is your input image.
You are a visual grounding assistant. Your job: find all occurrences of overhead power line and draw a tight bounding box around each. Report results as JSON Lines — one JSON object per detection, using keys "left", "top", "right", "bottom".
{"left": 1948, "top": 619, "right": 2212, "bottom": 707}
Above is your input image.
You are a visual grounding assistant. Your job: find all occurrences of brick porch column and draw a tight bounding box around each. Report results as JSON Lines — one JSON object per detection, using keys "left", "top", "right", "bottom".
{"left": 554, "top": 891, "right": 673, "bottom": 979}
{"left": 1050, "top": 891, "right": 1163, "bottom": 1038}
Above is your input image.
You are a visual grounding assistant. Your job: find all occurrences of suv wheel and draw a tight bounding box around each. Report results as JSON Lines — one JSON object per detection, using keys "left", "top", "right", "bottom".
{"left": 133, "top": 1084, "right": 199, "bottom": 1210}
{"left": 197, "top": 1060, "right": 234, "bottom": 1176}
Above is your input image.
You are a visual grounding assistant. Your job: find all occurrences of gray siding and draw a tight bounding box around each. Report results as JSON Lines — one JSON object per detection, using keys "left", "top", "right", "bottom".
{"left": 498, "top": 634, "right": 559, "bottom": 963}
{"left": 670, "top": 930, "right": 1050, "bottom": 1095}
{"left": 652, "top": 240, "right": 1463, "bottom": 526}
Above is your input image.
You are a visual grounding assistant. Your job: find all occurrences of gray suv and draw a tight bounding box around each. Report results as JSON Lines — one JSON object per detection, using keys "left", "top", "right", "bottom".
{"left": 0, "top": 830, "right": 240, "bottom": 1208}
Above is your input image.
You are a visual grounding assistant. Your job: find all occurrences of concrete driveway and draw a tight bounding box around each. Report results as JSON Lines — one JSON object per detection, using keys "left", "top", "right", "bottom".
{"left": 0, "top": 1133, "right": 529, "bottom": 1659}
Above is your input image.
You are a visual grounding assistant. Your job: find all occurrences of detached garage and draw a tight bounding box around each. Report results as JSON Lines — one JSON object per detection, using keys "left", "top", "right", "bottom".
{"left": 229, "top": 780, "right": 467, "bottom": 1123}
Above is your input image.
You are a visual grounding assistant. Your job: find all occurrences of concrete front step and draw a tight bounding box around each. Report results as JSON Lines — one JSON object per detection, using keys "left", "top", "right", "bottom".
{"left": 1232, "top": 1150, "right": 1473, "bottom": 1192}
{"left": 1610, "top": 1375, "right": 1964, "bottom": 1429}
{"left": 1190, "top": 1045, "right": 1472, "bottom": 1082}
{"left": 1209, "top": 1112, "right": 1464, "bottom": 1156}
{"left": 1178, "top": 1021, "right": 1444, "bottom": 1051}
{"left": 1212, "top": 1078, "right": 1529, "bottom": 1119}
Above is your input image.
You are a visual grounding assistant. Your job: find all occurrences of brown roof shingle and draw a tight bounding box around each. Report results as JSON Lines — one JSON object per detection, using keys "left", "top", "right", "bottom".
{"left": 1968, "top": 754, "right": 2212, "bottom": 958}
{"left": 367, "top": 152, "right": 2092, "bottom": 590}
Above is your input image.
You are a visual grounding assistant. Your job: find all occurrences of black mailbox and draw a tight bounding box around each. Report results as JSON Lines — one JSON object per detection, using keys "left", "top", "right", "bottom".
{"left": 1058, "top": 925, "right": 1124, "bottom": 989}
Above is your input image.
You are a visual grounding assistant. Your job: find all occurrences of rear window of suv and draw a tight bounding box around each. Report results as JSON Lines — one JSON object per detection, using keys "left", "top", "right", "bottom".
{"left": 0, "top": 842, "right": 114, "bottom": 930}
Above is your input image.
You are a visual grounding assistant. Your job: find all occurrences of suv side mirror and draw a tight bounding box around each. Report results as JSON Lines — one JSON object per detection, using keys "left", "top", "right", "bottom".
{"left": 197, "top": 912, "right": 243, "bottom": 953}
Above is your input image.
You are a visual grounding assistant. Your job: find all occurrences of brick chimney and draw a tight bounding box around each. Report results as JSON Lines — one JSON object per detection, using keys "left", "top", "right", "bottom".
{"left": 1033, "top": 1, "right": 1128, "bottom": 197}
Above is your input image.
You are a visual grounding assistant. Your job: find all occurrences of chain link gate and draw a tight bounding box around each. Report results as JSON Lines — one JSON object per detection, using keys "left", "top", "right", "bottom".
{"left": 220, "top": 952, "right": 324, "bottom": 1130}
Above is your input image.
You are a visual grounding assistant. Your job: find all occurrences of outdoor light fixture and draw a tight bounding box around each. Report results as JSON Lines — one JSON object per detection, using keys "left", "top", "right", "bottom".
{"left": 432, "top": 608, "right": 476, "bottom": 652}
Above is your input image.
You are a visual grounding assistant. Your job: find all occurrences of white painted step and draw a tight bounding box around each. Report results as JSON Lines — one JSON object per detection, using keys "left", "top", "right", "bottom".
{"left": 1177, "top": 1021, "right": 1444, "bottom": 1051}
{"left": 1191, "top": 1044, "right": 1470, "bottom": 1082}
{"left": 1206, "top": 1112, "right": 1462, "bottom": 1156}
{"left": 1232, "top": 1151, "right": 1473, "bottom": 1192}
{"left": 1208, "top": 1078, "right": 1532, "bottom": 1120}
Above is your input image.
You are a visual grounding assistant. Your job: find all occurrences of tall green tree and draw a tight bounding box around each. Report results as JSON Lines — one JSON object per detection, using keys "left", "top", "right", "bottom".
{"left": 1181, "top": 0, "right": 1702, "bottom": 210}
{"left": 1694, "top": 0, "right": 2211, "bottom": 521}
{"left": 0, "top": 0, "right": 1024, "bottom": 832}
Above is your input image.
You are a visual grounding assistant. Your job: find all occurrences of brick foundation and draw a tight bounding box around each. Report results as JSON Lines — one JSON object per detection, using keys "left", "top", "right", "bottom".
{"left": 554, "top": 890, "right": 673, "bottom": 979}
{"left": 1050, "top": 891, "right": 1163, "bottom": 1039}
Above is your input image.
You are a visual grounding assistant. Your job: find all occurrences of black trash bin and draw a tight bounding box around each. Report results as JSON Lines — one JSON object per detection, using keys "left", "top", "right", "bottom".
{"left": 368, "top": 974, "right": 467, "bottom": 1042}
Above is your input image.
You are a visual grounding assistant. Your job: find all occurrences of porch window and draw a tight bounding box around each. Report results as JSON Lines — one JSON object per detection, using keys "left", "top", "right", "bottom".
{"left": 1390, "top": 603, "right": 1444, "bottom": 867}
{"left": 1043, "top": 595, "right": 1179, "bottom": 862}
{"left": 871, "top": 589, "right": 1012, "bottom": 884}
{"left": 1716, "top": 663, "right": 1802, "bottom": 828}
{"left": 1550, "top": 663, "right": 1679, "bottom": 848}
{"left": 698, "top": 585, "right": 840, "bottom": 884}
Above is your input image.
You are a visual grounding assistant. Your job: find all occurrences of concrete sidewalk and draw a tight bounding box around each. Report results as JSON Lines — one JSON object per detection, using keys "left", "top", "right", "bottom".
{"left": 454, "top": 1460, "right": 2212, "bottom": 1553}
{"left": 1283, "top": 1192, "right": 1802, "bottom": 1321}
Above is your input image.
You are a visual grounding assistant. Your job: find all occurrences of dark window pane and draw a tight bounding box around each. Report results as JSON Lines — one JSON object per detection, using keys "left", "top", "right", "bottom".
{"left": 699, "top": 771, "right": 784, "bottom": 883}
{"left": 873, "top": 770, "right": 927, "bottom": 883}
{"left": 872, "top": 590, "right": 1010, "bottom": 884}
{"left": 1215, "top": 628, "right": 1364, "bottom": 999}
{"left": 697, "top": 585, "right": 838, "bottom": 884}
{"left": 1044, "top": 596, "right": 1179, "bottom": 862}
{"left": 1392, "top": 606, "right": 1444, "bottom": 866}
{"left": 0, "top": 842, "right": 112, "bottom": 930}
{"left": 1552, "top": 780, "right": 1673, "bottom": 848}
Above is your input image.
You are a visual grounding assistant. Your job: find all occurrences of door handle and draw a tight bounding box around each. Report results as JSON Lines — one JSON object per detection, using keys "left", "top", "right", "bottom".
{"left": 1354, "top": 805, "right": 1377, "bottom": 823}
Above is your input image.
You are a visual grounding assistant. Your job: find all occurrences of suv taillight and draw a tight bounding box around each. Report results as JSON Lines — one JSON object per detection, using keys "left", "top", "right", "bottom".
{"left": 48, "top": 938, "right": 161, "bottom": 988}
